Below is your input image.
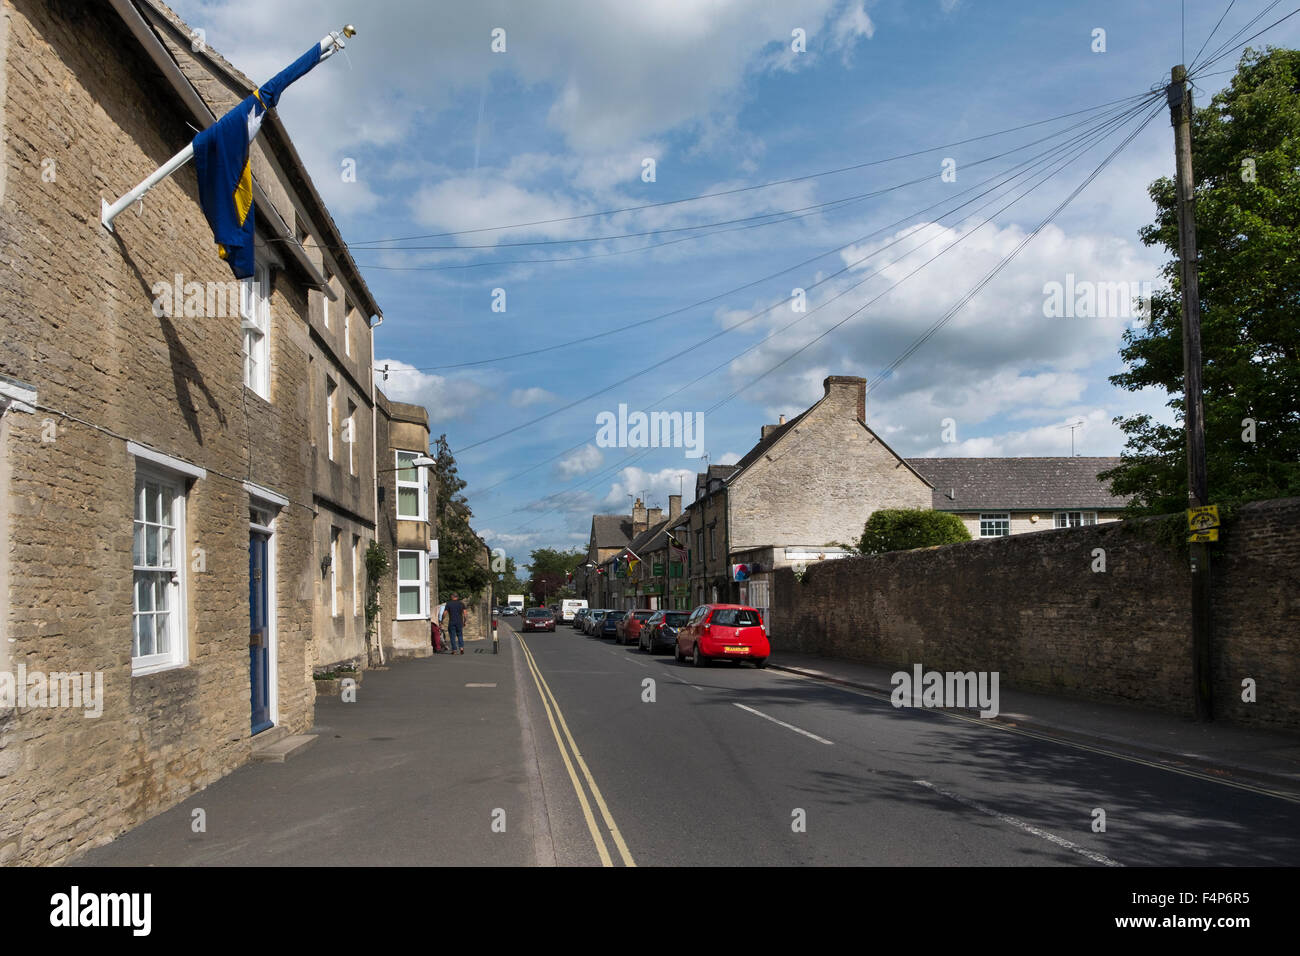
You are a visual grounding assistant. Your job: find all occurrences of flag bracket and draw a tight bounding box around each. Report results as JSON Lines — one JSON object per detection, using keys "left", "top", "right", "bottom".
{"left": 99, "top": 25, "right": 356, "bottom": 233}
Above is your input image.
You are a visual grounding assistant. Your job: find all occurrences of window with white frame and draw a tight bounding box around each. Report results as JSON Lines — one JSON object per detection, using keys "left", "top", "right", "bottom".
{"left": 322, "top": 270, "right": 332, "bottom": 329}
{"left": 396, "top": 450, "right": 427, "bottom": 520}
{"left": 240, "top": 262, "right": 270, "bottom": 400}
{"left": 344, "top": 307, "right": 352, "bottom": 357}
{"left": 330, "top": 528, "right": 341, "bottom": 617}
{"left": 397, "top": 550, "right": 428, "bottom": 619}
{"left": 1054, "top": 511, "right": 1097, "bottom": 528}
{"left": 979, "top": 513, "right": 1011, "bottom": 537}
{"left": 352, "top": 535, "right": 361, "bottom": 616}
{"left": 326, "top": 377, "right": 337, "bottom": 461}
{"left": 345, "top": 400, "right": 357, "bottom": 475}
{"left": 133, "top": 470, "right": 187, "bottom": 672}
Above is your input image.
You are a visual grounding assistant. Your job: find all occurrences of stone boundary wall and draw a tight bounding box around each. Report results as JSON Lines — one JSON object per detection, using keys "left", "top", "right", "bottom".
{"left": 770, "top": 498, "right": 1300, "bottom": 730}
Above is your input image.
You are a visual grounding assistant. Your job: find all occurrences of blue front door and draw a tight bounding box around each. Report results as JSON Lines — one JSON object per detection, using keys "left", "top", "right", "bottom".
{"left": 249, "top": 532, "right": 272, "bottom": 734}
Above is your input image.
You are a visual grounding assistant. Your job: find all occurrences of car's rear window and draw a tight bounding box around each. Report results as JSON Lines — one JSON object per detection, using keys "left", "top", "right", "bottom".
{"left": 665, "top": 613, "right": 689, "bottom": 626}
{"left": 527, "top": 609, "right": 551, "bottom": 618}
{"left": 606, "top": 611, "right": 626, "bottom": 620}
{"left": 634, "top": 611, "right": 654, "bottom": 620}
{"left": 710, "top": 609, "right": 761, "bottom": 627}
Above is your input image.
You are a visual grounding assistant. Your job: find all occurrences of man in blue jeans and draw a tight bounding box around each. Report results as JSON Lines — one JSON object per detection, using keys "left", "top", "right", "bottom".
{"left": 443, "top": 593, "right": 466, "bottom": 654}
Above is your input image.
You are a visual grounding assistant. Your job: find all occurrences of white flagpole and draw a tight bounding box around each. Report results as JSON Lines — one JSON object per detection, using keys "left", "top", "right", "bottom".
{"left": 101, "top": 25, "right": 355, "bottom": 231}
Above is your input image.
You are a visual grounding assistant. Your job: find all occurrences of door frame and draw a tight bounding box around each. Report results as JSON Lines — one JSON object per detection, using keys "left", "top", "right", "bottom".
{"left": 248, "top": 502, "right": 280, "bottom": 731}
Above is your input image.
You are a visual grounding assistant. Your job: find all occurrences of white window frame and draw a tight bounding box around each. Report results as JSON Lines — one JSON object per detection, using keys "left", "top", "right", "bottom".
{"left": 322, "top": 270, "right": 332, "bottom": 329}
{"left": 326, "top": 377, "right": 337, "bottom": 462}
{"left": 979, "top": 513, "right": 1011, "bottom": 538}
{"left": 132, "top": 467, "right": 189, "bottom": 675}
{"left": 395, "top": 450, "right": 428, "bottom": 521}
{"left": 352, "top": 535, "right": 361, "bottom": 616}
{"left": 345, "top": 400, "right": 357, "bottom": 475}
{"left": 240, "top": 262, "right": 270, "bottom": 400}
{"left": 396, "top": 549, "right": 429, "bottom": 620}
{"left": 330, "top": 528, "right": 341, "bottom": 617}
{"left": 1054, "top": 511, "right": 1098, "bottom": 529}
{"left": 344, "top": 307, "right": 351, "bottom": 357}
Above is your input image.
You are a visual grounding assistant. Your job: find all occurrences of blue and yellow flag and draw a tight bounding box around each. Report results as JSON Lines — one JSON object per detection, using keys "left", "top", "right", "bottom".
{"left": 192, "top": 43, "right": 324, "bottom": 278}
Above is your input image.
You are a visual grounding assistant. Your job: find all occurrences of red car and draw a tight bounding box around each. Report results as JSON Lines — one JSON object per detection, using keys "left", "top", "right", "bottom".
{"left": 675, "top": 604, "right": 769, "bottom": 668}
{"left": 523, "top": 608, "right": 556, "bottom": 632}
{"left": 616, "top": 609, "right": 656, "bottom": 646}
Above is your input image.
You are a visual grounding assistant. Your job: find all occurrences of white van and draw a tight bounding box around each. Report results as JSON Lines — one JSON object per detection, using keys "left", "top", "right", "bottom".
{"left": 560, "top": 599, "right": 588, "bottom": 624}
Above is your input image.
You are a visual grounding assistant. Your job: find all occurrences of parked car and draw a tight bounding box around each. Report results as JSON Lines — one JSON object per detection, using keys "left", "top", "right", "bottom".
{"left": 639, "top": 609, "right": 690, "bottom": 655}
{"left": 675, "top": 604, "right": 769, "bottom": 667}
{"left": 598, "top": 610, "right": 626, "bottom": 639}
{"left": 616, "top": 609, "right": 656, "bottom": 646}
{"left": 572, "top": 608, "right": 590, "bottom": 630}
{"left": 584, "top": 610, "right": 608, "bottom": 635}
{"left": 523, "top": 608, "right": 556, "bottom": 632}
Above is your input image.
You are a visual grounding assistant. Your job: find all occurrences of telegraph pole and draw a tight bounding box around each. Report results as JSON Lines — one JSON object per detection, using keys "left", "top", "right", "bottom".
{"left": 1167, "top": 65, "right": 1213, "bottom": 721}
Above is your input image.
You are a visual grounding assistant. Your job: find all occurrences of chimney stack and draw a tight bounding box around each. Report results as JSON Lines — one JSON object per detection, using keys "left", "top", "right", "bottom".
{"left": 647, "top": 506, "right": 663, "bottom": 526}
{"left": 632, "top": 497, "right": 648, "bottom": 533}
{"left": 823, "top": 375, "right": 866, "bottom": 423}
{"left": 779, "top": 414, "right": 786, "bottom": 425}
{"left": 668, "top": 494, "right": 682, "bottom": 520}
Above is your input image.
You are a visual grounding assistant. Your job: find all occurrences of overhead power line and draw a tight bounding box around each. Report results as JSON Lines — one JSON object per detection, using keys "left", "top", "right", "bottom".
{"left": 383, "top": 94, "right": 1155, "bottom": 373}
{"left": 463, "top": 95, "right": 1160, "bottom": 521}
{"left": 323, "top": 92, "right": 1156, "bottom": 250}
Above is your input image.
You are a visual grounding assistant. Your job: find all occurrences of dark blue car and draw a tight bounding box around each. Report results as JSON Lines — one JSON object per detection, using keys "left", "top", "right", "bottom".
{"left": 599, "top": 610, "right": 626, "bottom": 639}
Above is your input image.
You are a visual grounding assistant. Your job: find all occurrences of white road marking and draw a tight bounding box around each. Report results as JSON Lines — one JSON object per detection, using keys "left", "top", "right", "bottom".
{"left": 465, "top": 682, "right": 497, "bottom": 688}
{"left": 914, "top": 780, "right": 1123, "bottom": 867}
{"left": 733, "top": 703, "right": 833, "bottom": 745}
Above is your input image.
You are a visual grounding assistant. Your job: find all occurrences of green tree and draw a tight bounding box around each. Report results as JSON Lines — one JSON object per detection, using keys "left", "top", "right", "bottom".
{"left": 491, "top": 554, "right": 527, "bottom": 603}
{"left": 526, "top": 547, "right": 585, "bottom": 604}
{"left": 431, "top": 434, "right": 492, "bottom": 602}
{"left": 1105, "top": 48, "right": 1300, "bottom": 513}
{"left": 857, "top": 509, "right": 971, "bottom": 554}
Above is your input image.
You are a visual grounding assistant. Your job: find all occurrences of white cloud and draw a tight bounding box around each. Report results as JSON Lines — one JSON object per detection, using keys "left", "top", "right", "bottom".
{"left": 376, "top": 358, "right": 491, "bottom": 421}
{"left": 602, "top": 465, "right": 697, "bottom": 510}
{"left": 510, "top": 387, "right": 558, "bottom": 408}
{"left": 556, "top": 444, "right": 604, "bottom": 478}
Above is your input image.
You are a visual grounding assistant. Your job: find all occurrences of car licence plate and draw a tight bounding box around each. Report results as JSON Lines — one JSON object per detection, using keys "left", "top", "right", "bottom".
{"left": 724, "top": 645, "right": 750, "bottom": 654}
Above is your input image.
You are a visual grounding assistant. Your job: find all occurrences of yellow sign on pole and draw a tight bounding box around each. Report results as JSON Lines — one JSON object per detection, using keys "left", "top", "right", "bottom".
{"left": 1187, "top": 529, "right": 1219, "bottom": 543}
{"left": 1186, "top": 504, "right": 1220, "bottom": 532}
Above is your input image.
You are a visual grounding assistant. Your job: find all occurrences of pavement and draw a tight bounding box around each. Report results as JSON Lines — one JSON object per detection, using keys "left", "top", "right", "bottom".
{"left": 768, "top": 651, "right": 1300, "bottom": 796}
{"left": 78, "top": 634, "right": 553, "bottom": 866}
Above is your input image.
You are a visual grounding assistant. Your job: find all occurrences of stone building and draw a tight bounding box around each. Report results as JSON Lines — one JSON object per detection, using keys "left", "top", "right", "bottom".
{"left": 903, "top": 457, "right": 1128, "bottom": 537}
{"left": 374, "top": 390, "right": 436, "bottom": 660}
{"left": 0, "top": 0, "right": 378, "bottom": 864}
{"left": 685, "top": 376, "right": 933, "bottom": 618}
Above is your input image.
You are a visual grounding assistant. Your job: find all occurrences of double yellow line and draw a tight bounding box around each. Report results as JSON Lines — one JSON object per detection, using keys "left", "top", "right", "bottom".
{"left": 516, "top": 634, "right": 636, "bottom": 866}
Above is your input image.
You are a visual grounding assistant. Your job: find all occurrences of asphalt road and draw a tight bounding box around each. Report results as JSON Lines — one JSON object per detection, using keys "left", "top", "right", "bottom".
{"left": 513, "top": 619, "right": 1300, "bottom": 867}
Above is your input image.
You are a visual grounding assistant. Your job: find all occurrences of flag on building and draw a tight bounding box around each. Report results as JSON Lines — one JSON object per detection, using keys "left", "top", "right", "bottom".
{"left": 192, "top": 42, "right": 326, "bottom": 278}
{"left": 667, "top": 531, "right": 687, "bottom": 559}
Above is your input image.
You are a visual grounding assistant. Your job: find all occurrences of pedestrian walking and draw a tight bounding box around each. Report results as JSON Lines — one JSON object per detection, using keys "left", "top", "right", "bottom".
{"left": 433, "top": 600, "right": 447, "bottom": 653}
{"left": 444, "top": 594, "right": 466, "bottom": 654}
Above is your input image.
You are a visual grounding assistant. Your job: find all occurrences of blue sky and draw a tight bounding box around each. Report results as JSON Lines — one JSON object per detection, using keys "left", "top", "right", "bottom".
{"left": 168, "top": 0, "right": 1300, "bottom": 566}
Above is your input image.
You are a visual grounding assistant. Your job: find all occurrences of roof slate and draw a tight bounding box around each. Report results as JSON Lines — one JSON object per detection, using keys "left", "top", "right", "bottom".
{"left": 591, "top": 514, "right": 634, "bottom": 548}
{"left": 904, "top": 457, "right": 1128, "bottom": 510}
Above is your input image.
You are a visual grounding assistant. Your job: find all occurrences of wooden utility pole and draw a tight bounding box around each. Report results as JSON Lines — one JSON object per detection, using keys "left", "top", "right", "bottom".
{"left": 1167, "top": 65, "right": 1213, "bottom": 721}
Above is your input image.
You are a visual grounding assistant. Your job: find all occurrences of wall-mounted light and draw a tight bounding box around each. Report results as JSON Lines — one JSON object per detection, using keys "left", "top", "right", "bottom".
{"left": 320, "top": 554, "right": 332, "bottom": 575}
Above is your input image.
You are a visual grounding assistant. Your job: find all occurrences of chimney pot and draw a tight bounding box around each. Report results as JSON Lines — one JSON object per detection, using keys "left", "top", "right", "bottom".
{"left": 669, "top": 494, "right": 682, "bottom": 520}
